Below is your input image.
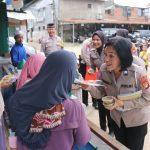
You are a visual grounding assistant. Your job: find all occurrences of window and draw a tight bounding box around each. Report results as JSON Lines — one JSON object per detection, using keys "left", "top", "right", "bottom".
{"left": 123, "top": 7, "right": 127, "bottom": 17}
{"left": 88, "top": 4, "right": 92, "bottom": 9}
{"left": 127, "top": 8, "right": 131, "bottom": 16}
{"left": 137, "top": 8, "right": 144, "bottom": 16}
{"left": 144, "top": 8, "right": 150, "bottom": 16}
{"left": 105, "top": 9, "right": 111, "bottom": 15}
{"left": 123, "top": 7, "right": 131, "bottom": 17}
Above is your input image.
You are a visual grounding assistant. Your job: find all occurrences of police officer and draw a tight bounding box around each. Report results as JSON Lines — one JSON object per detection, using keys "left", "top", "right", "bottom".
{"left": 80, "top": 31, "right": 114, "bottom": 135}
{"left": 79, "top": 38, "right": 99, "bottom": 108}
{"left": 89, "top": 30, "right": 105, "bottom": 72}
{"left": 40, "top": 23, "right": 63, "bottom": 57}
{"left": 82, "top": 37, "right": 150, "bottom": 150}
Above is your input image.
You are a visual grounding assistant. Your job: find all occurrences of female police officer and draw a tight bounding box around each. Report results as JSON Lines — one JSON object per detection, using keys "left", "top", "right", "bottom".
{"left": 82, "top": 36, "right": 150, "bottom": 150}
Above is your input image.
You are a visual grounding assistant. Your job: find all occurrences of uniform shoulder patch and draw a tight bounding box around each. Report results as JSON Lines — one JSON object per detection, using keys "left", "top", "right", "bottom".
{"left": 139, "top": 75, "right": 150, "bottom": 90}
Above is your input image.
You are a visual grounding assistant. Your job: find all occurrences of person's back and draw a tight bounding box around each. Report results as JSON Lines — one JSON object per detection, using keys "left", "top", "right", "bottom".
{"left": 80, "top": 38, "right": 92, "bottom": 66}
{"left": 9, "top": 50, "right": 90, "bottom": 150}
{"left": 43, "top": 100, "right": 90, "bottom": 150}
{"left": 17, "top": 99, "right": 90, "bottom": 150}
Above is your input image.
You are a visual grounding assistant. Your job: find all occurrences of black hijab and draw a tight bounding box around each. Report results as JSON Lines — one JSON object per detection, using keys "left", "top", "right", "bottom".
{"left": 116, "top": 29, "right": 129, "bottom": 38}
{"left": 92, "top": 30, "right": 105, "bottom": 56}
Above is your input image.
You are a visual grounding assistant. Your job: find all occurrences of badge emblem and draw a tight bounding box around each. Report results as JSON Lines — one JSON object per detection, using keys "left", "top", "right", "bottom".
{"left": 140, "top": 75, "right": 150, "bottom": 89}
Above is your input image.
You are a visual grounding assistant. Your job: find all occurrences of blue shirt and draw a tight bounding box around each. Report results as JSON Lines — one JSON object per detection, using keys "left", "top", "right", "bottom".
{"left": 10, "top": 43, "right": 27, "bottom": 67}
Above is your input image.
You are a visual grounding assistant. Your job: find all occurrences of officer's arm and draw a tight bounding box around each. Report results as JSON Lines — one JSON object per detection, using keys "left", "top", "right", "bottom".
{"left": 40, "top": 42, "right": 46, "bottom": 53}
{"left": 85, "top": 85, "right": 106, "bottom": 99}
{"left": 90, "top": 56, "right": 96, "bottom": 71}
{"left": 81, "top": 42, "right": 91, "bottom": 66}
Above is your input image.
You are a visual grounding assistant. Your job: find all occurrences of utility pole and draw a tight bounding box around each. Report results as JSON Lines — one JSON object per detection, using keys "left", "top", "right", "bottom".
{"left": 52, "top": 0, "right": 58, "bottom": 31}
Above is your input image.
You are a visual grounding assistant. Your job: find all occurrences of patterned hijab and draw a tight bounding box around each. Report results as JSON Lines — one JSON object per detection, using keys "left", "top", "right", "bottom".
{"left": 8, "top": 50, "right": 77, "bottom": 149}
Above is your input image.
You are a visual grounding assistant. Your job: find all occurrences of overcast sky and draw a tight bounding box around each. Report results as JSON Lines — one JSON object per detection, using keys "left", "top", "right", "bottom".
{"left": 114, "top": 0, "right": 150, "bottom": 8}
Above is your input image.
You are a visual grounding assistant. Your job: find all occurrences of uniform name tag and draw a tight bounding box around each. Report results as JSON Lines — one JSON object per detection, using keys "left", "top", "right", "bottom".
{"left": 121, "top": 84, "right": 134, "bottom": 88}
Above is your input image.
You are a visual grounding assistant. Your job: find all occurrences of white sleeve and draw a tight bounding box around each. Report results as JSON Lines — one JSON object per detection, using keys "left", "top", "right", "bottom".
{"left": 81, "top": 42, "right": 91, "bottom": 66}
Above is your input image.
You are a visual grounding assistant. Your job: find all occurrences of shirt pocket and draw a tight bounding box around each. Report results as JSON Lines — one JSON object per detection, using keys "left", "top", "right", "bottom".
{"left": 45, "top": 42, "right": 51, "bottom": 48}
{"left": 102, "top": 80, "right": 116, "bottom": 96}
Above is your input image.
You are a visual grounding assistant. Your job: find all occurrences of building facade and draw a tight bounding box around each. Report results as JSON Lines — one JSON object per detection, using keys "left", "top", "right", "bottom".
{"left": 59, "top": 0, "right": 150, "bottom": 42}
{"left": 60, "top": 0, "right": 106, "bottom": 20}
{"left": 26, "top": 0, "right": 54, "bottom": 42}
{"left": 104, "top": 3, "right": 150, "bottom": 30}
{"left": 59, "top": 0, "right": 108, "bottom": 42}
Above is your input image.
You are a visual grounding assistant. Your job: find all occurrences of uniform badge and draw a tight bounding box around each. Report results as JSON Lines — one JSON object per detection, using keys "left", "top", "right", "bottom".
{"left": 140, "top": 75, "right": 150, "bottom": 89}
{"left": 123, "top": 70, "right": 128, "bottom": 76}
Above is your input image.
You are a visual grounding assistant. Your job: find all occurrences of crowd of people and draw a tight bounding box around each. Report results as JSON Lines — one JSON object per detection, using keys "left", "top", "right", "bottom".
{"left": 0, "top": 23, "right": 150, "bottom": 150}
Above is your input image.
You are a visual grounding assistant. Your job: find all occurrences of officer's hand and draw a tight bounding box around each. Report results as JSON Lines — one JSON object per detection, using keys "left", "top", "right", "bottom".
{"left": 115, "top": 99, "right": 124, "bottom": 108}
{"left": 104, "top": 98, "right": 124, "bottom": 111}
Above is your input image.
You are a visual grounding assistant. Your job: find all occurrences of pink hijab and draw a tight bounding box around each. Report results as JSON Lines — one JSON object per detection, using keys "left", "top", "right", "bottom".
{"left": 16, "top": 53, "right": 46, "bottom": 90}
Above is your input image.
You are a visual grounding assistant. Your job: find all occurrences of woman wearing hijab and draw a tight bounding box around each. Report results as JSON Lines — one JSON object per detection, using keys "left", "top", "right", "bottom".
{"left": 8, "top": 50, "right": 91, "bottom": 150}
{"left": 116, "top": 29, "right": 129, "bottom": 39}
{"left": 16, "top": 53, "right": 46, "bottom": 90}
{"left": 89, "top": 30, "right": 105, "bottom": 72}
{"left": 8, "top": 53, "right": 45, "bottom": 149}
{"left": 0, "top": 76, "right": 12, "bottom": 150}
{"left": 88, "top": 30, "right": 114, "bottom": 135}
{"left": 83, "top": 37, "right": 150, "bottom": 150}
